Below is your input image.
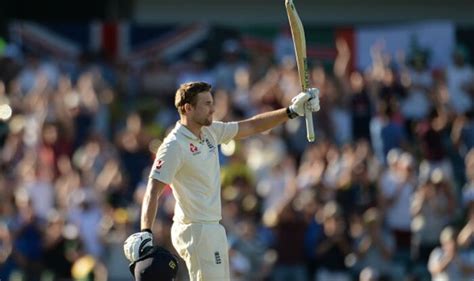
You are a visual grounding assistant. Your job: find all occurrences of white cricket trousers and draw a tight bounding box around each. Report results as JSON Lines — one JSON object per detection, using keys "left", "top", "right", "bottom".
{"left": 171, "top": 222, "right": 230, "bottom": 281}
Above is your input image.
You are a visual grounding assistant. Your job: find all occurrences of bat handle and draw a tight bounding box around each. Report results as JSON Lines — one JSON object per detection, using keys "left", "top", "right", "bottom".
{"left": 305, "top": 107, "right": 315, "bottom": 142}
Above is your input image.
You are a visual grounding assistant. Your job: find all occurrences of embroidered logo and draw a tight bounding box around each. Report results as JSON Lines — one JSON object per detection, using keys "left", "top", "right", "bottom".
{"left": 155, "top": 160, "right": 164, "bottom": 170}
{"left": 205, "top": 139, "right": 214, "bottom": 149}
{"left": 169, "top": 260, "right": 177, "bottom": 269}
{"left": 214, "top": 251, "right": 222, "bottom": 264}
{"left": 205, "top": 138, "right": 215, "bottom": 152}
{"left": 189, "top": 143, "right": 200, "bottom": 155}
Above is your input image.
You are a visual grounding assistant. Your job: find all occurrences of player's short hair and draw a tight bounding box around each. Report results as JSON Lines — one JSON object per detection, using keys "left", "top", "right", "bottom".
{"left": 175, "top": 81, "right": 212, "bottom": 115}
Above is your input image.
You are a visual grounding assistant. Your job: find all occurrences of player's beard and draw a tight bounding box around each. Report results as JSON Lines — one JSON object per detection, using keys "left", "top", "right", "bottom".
{"left": 194, "top": 114, "right": 212, "bottom": 126}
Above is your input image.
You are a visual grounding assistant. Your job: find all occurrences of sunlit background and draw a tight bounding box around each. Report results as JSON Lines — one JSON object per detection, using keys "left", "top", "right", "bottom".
{"left": 0, "top": 0, "right": 474, "bottom": 281}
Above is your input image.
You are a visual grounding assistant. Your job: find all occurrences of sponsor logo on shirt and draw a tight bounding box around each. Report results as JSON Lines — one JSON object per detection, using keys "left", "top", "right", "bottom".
{"left": 155, "top": 159, "right": 164, "bottom": 169}
{"left": 214, "top": 251, "right": 222, "bottom": 264}
{"left": 205, "top": 138, "right": 215, "bottom": 152}
{"left": 189, "top": 143, "right": 200, "bottom": 155}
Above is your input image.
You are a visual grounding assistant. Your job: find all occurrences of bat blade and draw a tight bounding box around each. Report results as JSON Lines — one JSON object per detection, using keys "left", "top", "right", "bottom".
{"left": 285, "top": 0, "right": 315, "bottom": 142}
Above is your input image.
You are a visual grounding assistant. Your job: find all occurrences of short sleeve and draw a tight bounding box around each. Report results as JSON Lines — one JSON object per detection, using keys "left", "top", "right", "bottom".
{"left": 149, "top": 140, "right": 182, "bottom": 184}
{"left": 208, "top": 121, "right": 238, "bottom": 144}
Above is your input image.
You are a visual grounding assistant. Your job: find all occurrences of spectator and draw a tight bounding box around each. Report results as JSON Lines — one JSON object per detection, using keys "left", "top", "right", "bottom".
{"left": 452, "top": 109, "right": 474, "bottom": 155}
{"left": 101, "top": 208, "right": 135, "bottom": 281}
{"left": 457, "top": 206, "right": 474, "bottom": 281}
{"left": 10, "top": 189, "right": 43, "bottom": 281}
{"left": 379, "top": 101, "right": 409, "bottom": 159}
{"left": 257, "top": 155, "right": 296, "bottom": 212}
{"left": 301, "top": 190, "right": 324, "bottom": 280}
{"left": 400, "top": 50, "right": 433, "bottom": 134}
{"left": 1, "top": 22, "right": 474, "bottom": 281}
{"left": 115, "top": 113, "right": 152, "bottom": 195}
{"left": 270, "top": 197, "right": 308, "bottom": 281}
{"left": 0, "top": 222, "right": 14, "bottom": 280}
{"left": 273, "top": 26, "right": 295, "bottom": 66}
{"left": 315, "top": 201, "right": 352, "bottom": 281}
{"left": 349, "top": 160, "right": 378, "bottom": 214}
{"left": 176, "top": 49, "right": 215, "bottom": 86}
{"left": 445, "top": 46, "right": 474, "bottom": 115}
{"left": 355, "top": 208, "right": 396, "bottom": 279}
{"left": 462, "top": 149, "right": 474, "bottom": 208}
{"left": 349, "top": 71, "right": 373, "bottom": 142}
{"left": 379, "top": 152, "right": 416, "bottom": 256}
{"left": 229, "top": 218, "right": 270, "bottom": 281}
{"left": 416, "top": 107, "right": 453, "bottom": 181}
{"left": 411, "top": 168, "right": 456, "bottom": 266}
{"left": 42, "top": 210, "right": 79, "bottom": 281}
{"left": 428, "top": 226, "right": 474, "bottom": 281}
{"left": 68, "top": 188, "right": 104, "bottom": 259}
{"left": 214, "top": 39, "right": 248, "bottom": 92}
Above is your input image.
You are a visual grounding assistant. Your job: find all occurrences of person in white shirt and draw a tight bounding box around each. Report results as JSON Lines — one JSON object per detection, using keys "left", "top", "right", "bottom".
{"left": 428, "top": 226, "right": 474, "bottom": 281}
{"left": 379, "top": 152, "right": 416, "bottom": 252}
{"left": 446, "top": 46, "right": 474, "bottom": 115}
{"left": 123, "top": 81, "right": 320, "bottom": 281}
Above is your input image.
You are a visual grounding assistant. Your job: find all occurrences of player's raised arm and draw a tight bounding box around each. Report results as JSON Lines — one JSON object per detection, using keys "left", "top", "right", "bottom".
{"left": 234, "top": 88, "right": 320, "bottom": 139}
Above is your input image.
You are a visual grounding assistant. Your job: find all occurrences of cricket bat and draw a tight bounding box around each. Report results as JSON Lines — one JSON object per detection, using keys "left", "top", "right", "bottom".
{"left": 285, "top": 0, "right": 315, "bottom": 142}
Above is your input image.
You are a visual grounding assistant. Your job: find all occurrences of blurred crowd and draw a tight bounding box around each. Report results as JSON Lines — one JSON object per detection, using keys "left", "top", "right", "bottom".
{"left": 0, "top": 27, "right": 474, "bottom": 281}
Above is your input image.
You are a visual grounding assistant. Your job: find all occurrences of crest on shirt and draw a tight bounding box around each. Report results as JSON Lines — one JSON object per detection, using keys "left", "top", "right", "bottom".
{"left": 189, "top": 143, "right": 200, "bottom": 155}
{"left": 155, "top": 159, "right": 164, "bottom": 170}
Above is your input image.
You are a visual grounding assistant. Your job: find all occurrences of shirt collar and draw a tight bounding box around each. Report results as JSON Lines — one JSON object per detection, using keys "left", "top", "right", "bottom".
{"left": 175, "top": 122, "right": 202, "bottom": 141}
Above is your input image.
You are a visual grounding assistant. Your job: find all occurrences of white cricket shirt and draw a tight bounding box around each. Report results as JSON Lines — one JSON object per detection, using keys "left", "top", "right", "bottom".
{"left": 150, "top": 121, "right": 238, "bottom": 224}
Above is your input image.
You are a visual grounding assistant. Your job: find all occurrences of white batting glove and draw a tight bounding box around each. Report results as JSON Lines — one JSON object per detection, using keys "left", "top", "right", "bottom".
{"left": 288, "top": 88, "right": 320, "bottom": 118}
{"left": 123, "top": 231, "right": 153, "bottom": 262}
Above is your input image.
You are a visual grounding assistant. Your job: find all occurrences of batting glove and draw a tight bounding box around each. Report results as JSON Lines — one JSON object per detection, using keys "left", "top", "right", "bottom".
{"left": 123, "top": 231, "right": 154, "bottom": 263}
{"left": 288, "top": 88, "right": 320, "bottom": 118}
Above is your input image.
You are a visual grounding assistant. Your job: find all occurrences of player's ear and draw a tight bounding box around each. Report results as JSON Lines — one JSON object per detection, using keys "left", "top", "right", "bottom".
{"left": 184, "top": 103, "right": 193, "bottom": 113}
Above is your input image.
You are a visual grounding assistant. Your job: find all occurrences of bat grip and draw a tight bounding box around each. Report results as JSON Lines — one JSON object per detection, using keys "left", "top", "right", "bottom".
{"left": 305, "top": 107, "right": 315, "bottom": 142}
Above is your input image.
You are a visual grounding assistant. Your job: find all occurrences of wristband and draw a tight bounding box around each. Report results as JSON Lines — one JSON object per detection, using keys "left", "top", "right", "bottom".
{"left": 286, "top": 107, "right": 299, "bottom": 119}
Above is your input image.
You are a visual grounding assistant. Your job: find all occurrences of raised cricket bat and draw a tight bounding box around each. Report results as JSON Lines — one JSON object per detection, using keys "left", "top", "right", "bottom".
{"left": 285, "top": 0, "right": 315, "bottom": 142}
